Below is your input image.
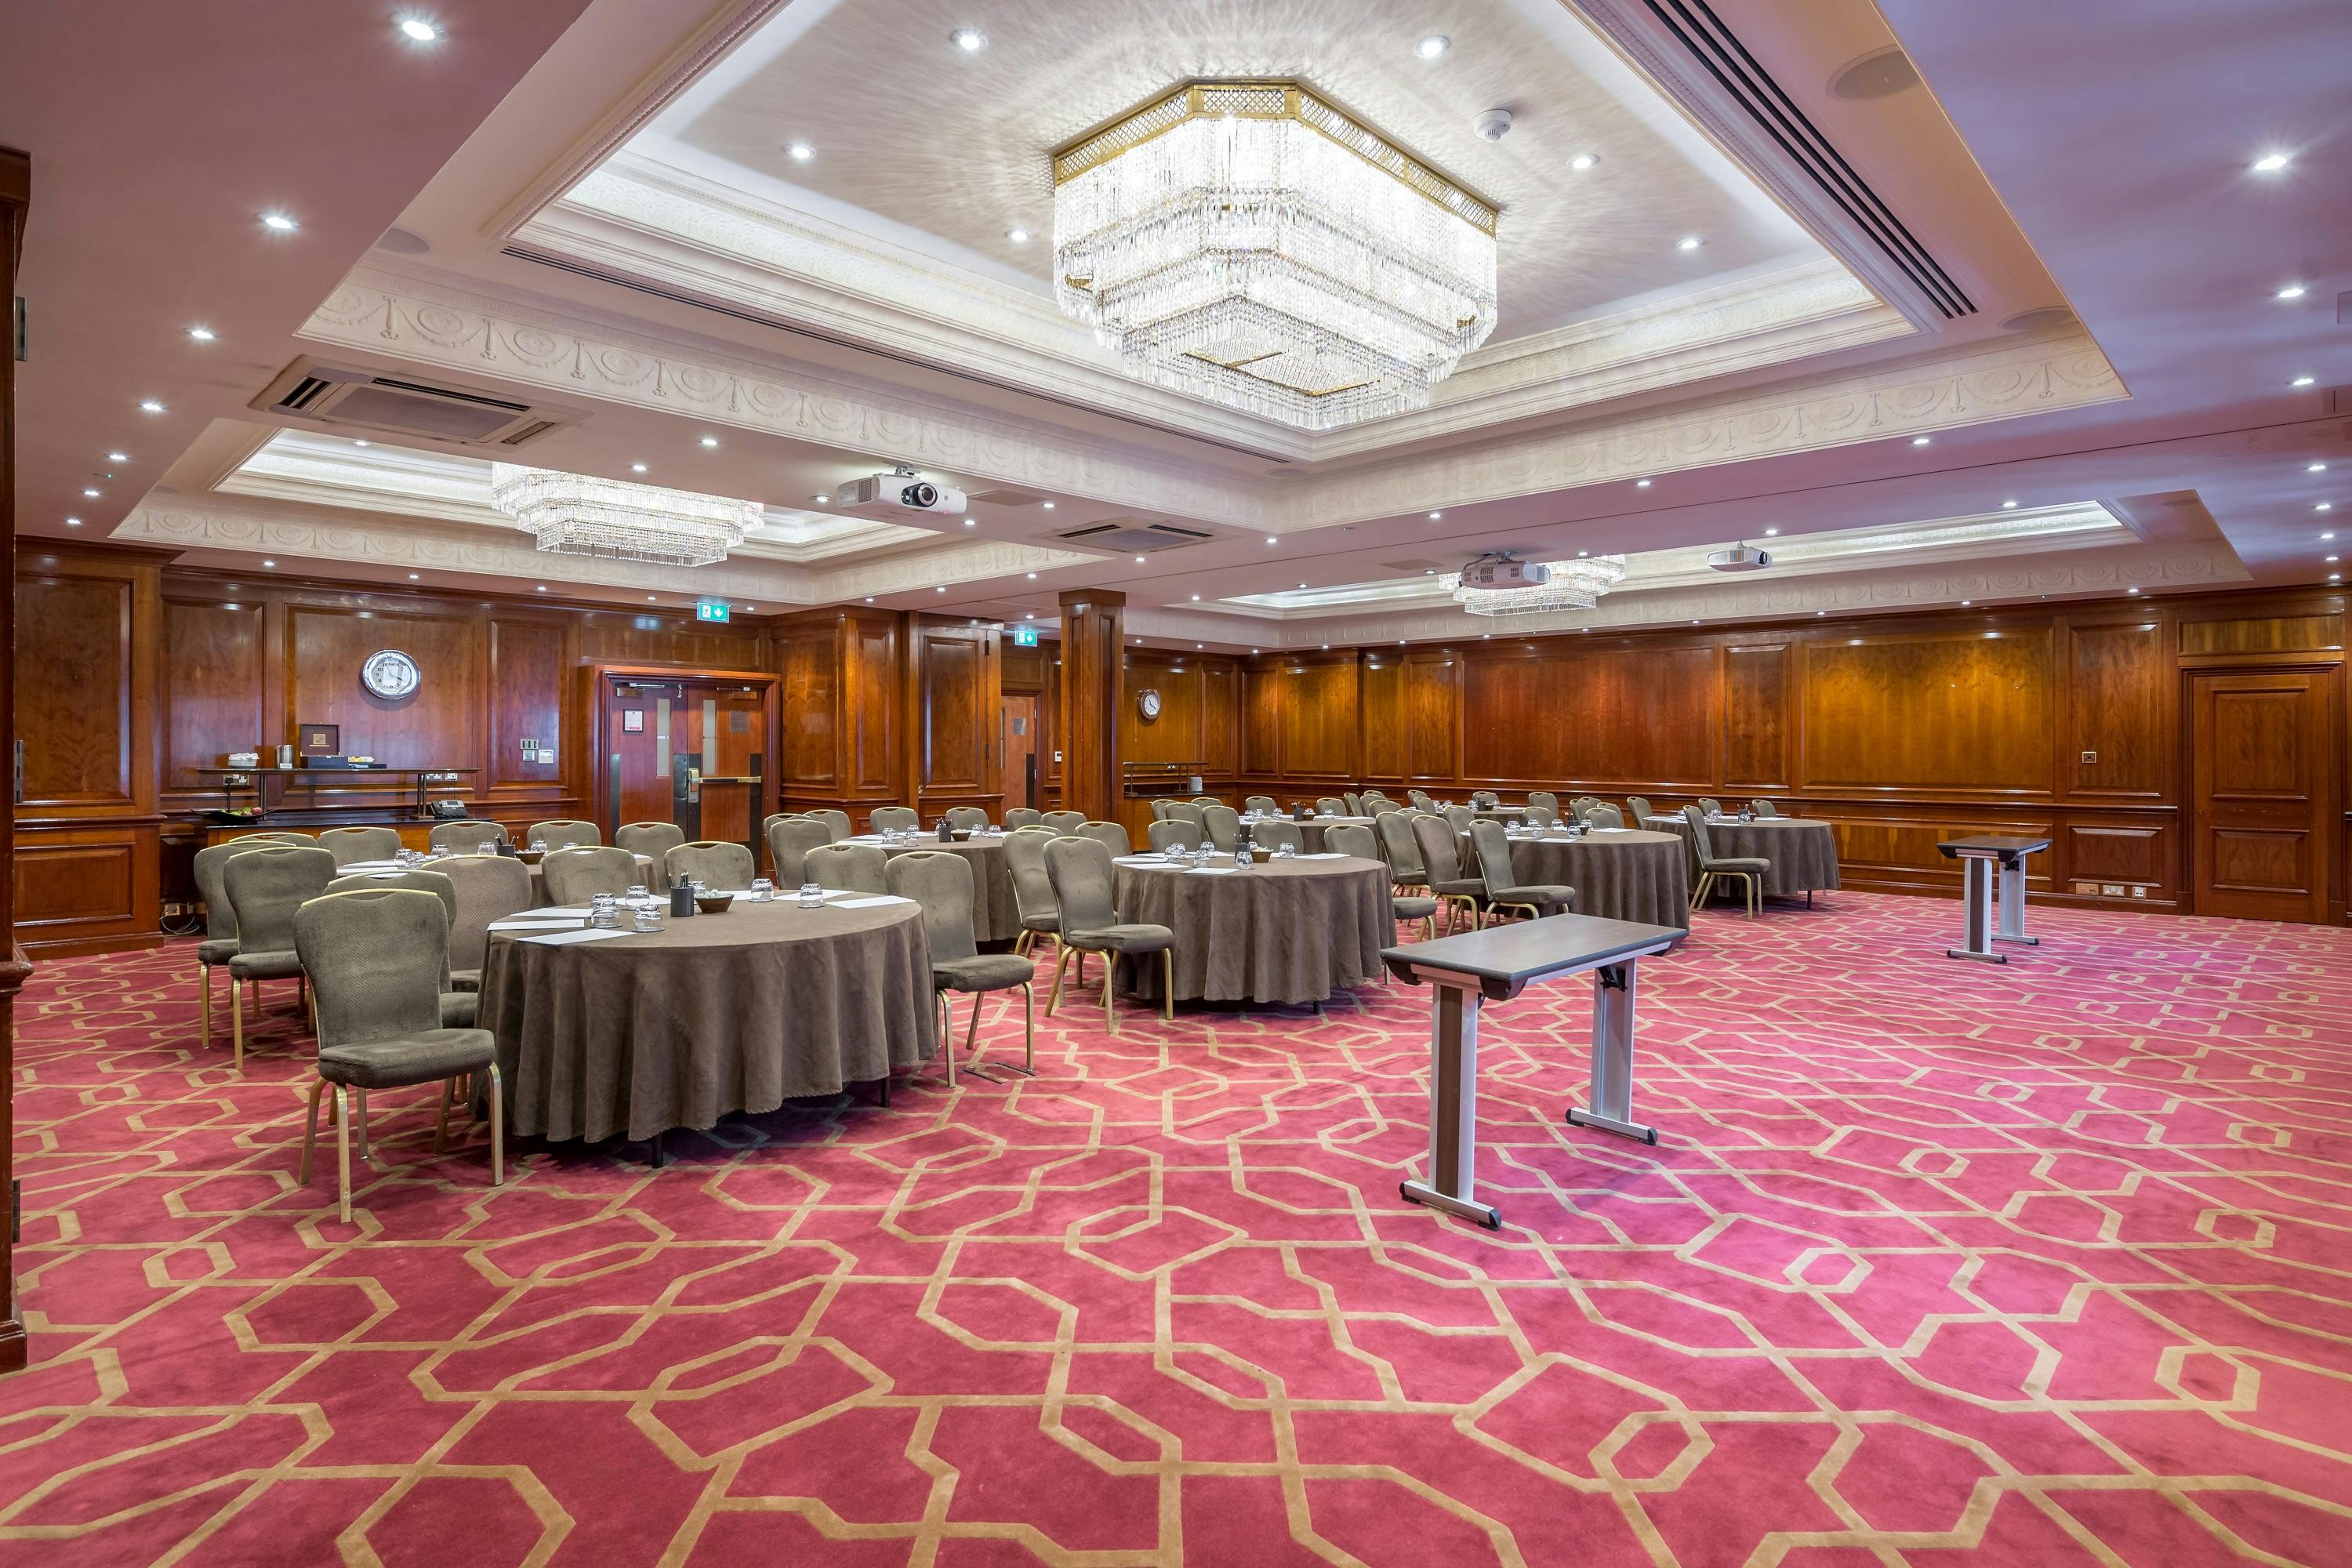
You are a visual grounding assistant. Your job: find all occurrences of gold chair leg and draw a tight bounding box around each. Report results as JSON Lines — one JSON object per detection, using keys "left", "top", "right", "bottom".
{"left": 1102, "top": 953, "right": 1117, "bottom": 1036}
{"left": 201, "top": 964, "right": 213, "bottom": 1050}
{"left": 231, "top": 978, "right": 245, "bottom": 1071}
{"left": 1161, "top": 949, "right": 1174, "bottom": 1022}
{"left": 1047, "top": 946, "right": 1071, "bottom": 1014}
{"left": 298, "top": 1078, "right": 326, "bottom": 1183}
{"left": 1022, "top": 982, "right": 1034, "bottom": 1070}
{"left": 434, "top": 1078, "right": 454, "bottom": 1155}
{"left": 486, "top": 1061, "right": 505, "bottom": 1187}
{"left": 333, "top": 1085, "right": 353, "bottom": 1225}
{"left": 940, "top": 993, "right": 956, "bottom": 1086}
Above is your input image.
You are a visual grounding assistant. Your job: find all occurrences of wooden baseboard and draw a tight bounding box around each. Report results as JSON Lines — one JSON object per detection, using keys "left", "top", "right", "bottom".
{"left": 18, "top": 930, "right": 170, "bottom": 960}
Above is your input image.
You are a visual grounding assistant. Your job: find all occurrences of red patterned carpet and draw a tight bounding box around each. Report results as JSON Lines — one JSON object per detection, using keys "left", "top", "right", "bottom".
{"left": 5, "top": 892, "right": 2350, "bottom": 1566}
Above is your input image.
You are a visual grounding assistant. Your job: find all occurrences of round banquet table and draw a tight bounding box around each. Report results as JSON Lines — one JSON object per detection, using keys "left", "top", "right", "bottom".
{"left": 847, "top": 833, "right": 1021, "bottom": 942}
{"left": 1657, "top": 815, "right": 1842, "bottom": 897}
{"left": 1111, "top": 855, "right": 1393, "bottom": 1005}
{"left": 477, "top": 896, "right": 939, "bottom": 1146}
{"left": 1459, "top": 827, "right": 1690, "bottom": 931}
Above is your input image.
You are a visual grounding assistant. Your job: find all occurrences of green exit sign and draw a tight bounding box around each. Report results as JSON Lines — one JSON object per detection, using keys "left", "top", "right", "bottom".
{"left": 1011, "top": 624, "right": 1040, "bottom": 648}
{"left": 695, "top": 600, "right": 731, "bottom": 623}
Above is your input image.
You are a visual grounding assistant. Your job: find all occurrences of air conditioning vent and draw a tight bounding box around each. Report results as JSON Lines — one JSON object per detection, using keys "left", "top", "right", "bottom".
{"left": 251, "top": 359, "right": 583, "bottom": 448}
{"left": 1051, "top": 519, "right": 1214, "bottom": 554}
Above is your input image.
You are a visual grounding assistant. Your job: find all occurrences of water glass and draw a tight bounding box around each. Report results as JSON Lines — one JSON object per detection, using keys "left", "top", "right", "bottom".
{"left": 588, "top": 897, "right": 619, "bottom": 930}
{"left": 1273, "top": 840, "right": 1296, "bottom": 859}
{"left": 631, "top": 905, "right": 664, "bottom": 933}
{"left": 1163, "top": 843, "right": 1188, "bottom": 863}
{"left": 797, "top": 882, "right": 825, "bottom": 909}
{"left": 625, "top": 882, "right": 648, "bottom": 906}
{"left": 529, "top": 837, "right": 549, "bottom": 855}
{"left": 749, "top": 877, "right": 775, "bottom": 902}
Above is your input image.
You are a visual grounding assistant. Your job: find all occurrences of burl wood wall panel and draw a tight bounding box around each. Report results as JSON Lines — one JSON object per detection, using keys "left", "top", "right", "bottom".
{"left": 1798, "top": 630, "right": 2054, "bottom": 797}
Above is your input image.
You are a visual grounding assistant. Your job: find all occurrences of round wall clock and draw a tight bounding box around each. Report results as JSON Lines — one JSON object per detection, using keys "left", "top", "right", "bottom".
{"left": 360, "top": 649, "right": 422, "bottom": 700}
{"left": 1136, "top": 688, "right": 1163, "bottom": 722}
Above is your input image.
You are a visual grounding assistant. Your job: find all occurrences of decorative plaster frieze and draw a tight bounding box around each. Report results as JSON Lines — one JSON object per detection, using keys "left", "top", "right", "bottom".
{"left": 299, "top": 267, "right": 1269, "bottom": 528}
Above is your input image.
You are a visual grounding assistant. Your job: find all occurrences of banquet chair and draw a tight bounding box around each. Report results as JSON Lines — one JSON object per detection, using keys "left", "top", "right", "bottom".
{"left": 869, "top": 805, "right": 920, "bottom": 834}
{"left": 1001, "top": 829, "right": 1070, "bottom": 964}
{"left": 1244, "top": 795, "right": 1278, "bottom": 814}
{"left": 667, "top": 840, "right": 756, "bottom": 890}
{"left": 1316, "top": 796, "right": 1346, "bottom": 816}
{"left": 1750, "top": 799, "right": 1779, "bottom": 818}
{"left": 1004, "top": 808, "right": 1044, "bottom": 830}
{"left": 1683, "top": 805, "right": 1768, "bottom": 916}
{"left": 526, "top": 819, "right": 601, "bottom": 851}
{"left": 1166, "top": 802, "right": 1207, "bottom": 829}
{"left": 1367, "top": 797, "right": 1404, "bottom": 816}
{"left": 439, "top": 854, "right": 532, "bottom": 991}
{"left": 1409, "top": 815, "right": 1486, "bottom": 935}
{"left": 1625, "top": 797, "right": 1656, "bottom": 827}
{"left": 1042, "top": 836, "right": 1174, "bottom": 1034}
{"left": 1148, "top": 818, "right": 1203, "bottom": 853}
{"left": 804, "top": 809, "right": 854, "bottom": 842}
{"left": 1077, "top": 820, "right": 1132, "bottom": 858}
{"left": 1526, "top": 790, "right": 1559, "bottom": 822}
{"left": 888, "top": 851, "right": 1036, "bottom": 1083}
{"left": 1150, "top": 800, "right": 1174, "bottom": 821}
{"left": 803, "top": 842, "right": 888, "bottom": 895}
{"left": 318, "top": 826, "right": 401, "bottom": 868}
{"left": 1469, "top": 790, "right": 1500, "bottom": 810}
{"left": 1469, "top": 820, "right": 1575, "bottom": 926}
{"left": 1377, "top": 811, "right": 1432, "bottom": 893}
{"left": 1249, "top": 819, "right": 1303, "bottom": 855}
{"left": 1343, "top": 792, "right": 1365, "bottom": 815}
{"left": 1039, "top": 810, "right": 1086, "bottom": 834}
{"left": 223, "top": 845, "right": 336, "bottom": 1069}
{"left": 1201, "top": 804, "right": 1240, "bottom": 852}
{"left": 1439, "top": 804, "right": 1473, "bottom": 833}
{"left": 1581, "top": 803, "right": 1626, "bottom": 830}
{"left": 1698, "top": 798, "right": 1726, "bottom": 819}
{"left": 541, "top": 846, "right": 638, "bottom": 905}
{"left": 615, "top": 821, "right": 685, "bottom": 887}
{"left": 1192, "top": 796, "right": 1222, "bottom": 810}
{"left": 428, "top": 818, "right": 510, "bottom": 854}
{"left": 1407, "top": 789, "right": 1435, "bottom": 811}
{"left": 192, "top": 840, "right": 296, "bottom": 1049}
{"left": 767, "top": 817, "right": 834, "bottom": 887}
{"left": 321, "top": 869, "right": 477, "bottom": 1027}
{"left": 292, "top": 887, "right": 501, "bottom": 1225}
{"left": 242, "top": 831, "right": 318, "bottom": 844}
{"left": 945, "top": 805, "right": 991, "bottom": 832}
{"left": 1329, "top": 823, "right": 1434, "bottom": 942}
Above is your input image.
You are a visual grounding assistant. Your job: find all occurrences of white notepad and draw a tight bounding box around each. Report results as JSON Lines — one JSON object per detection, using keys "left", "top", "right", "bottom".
{"left": 532, "top": 905, "right": 596, "bottom": 917}
{"left": 517, "top": 927, "right": 633, "bottom": 946}
{"left": 831, "top": 895, "right": 913, "bottom": 909}
{"left": 1298, "top": 852, "right": 1348, "bottom": 859}
{"left": 1185, "top": 866, "right": 1238, "bottom": 876}
{"left": 488, "top": 918, "right": 583, "bottom": 931}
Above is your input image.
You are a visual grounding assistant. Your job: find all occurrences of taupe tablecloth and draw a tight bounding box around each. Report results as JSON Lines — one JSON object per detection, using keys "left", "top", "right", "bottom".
{"left": 1657, "top": 816, "right": 1841, "bottom": 896}
{"left": 1459, "top": 829, "right": 1690, "bottom": 931}
{"left": 479, "top": 897, "right": 938, "bottom": 1144}
{"left": 1111, "top": 855, "right": 1392, "bottom": 1004}
{"left": 850, "top": 834, "right": 1020, "bottom": 942}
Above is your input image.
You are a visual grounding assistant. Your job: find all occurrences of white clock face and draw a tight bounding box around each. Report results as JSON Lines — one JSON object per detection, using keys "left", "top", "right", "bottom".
{"left": 1137, "top": 688, "right": 1162, "bottom": 721}
{"left": 361, "top": 649, "right": 421, "bottom": 700}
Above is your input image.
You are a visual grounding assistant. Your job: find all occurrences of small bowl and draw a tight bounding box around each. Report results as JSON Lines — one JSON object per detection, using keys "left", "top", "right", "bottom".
{"left": 694, "top": 892, "right": 735, "bottom": 914}
{"left": 951, "top": 826, "right": 973, "bottom": 840}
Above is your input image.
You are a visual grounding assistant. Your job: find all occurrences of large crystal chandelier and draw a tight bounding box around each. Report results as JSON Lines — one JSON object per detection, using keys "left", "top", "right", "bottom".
{"left": 1051, "top": 81, "right": 1499, "bottom": 431}
{"left": 1443, "top": 555, "right": 1629, "bottom": 616}
{"left": 488, "top": 464, "right": 760, "bottom": 568}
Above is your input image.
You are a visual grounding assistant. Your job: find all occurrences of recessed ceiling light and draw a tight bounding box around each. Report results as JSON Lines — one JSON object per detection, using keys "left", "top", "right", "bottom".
{"left": 1569, "top": 153, "right": 1599, "bottom": 172}
{"left": 354, "top": 439, "right": 370, "bottom": 447}
{"left": 2276, "top": 283, "right": 2307, "bottom": 299}
{"left": 1416, "top": 34, "right": 1450, "bottom": 60}
{"left": 1041, "top": 501, "right": 1054, "bottom": 510}
{"left": 1675, "top": 237, "right": 1702, "bottom": 252}
{"left": 648, "top": 595, "right": 657, "bottom": 601}
{"left": 812, "top": 492, "right": 829, "bottom": 503}
{"left": 1577, "top": 550, "right": 1588, "bottom": 557}
{"left": 1266, "top": 535, "right": 1278, "bottom": 544}
{"left": 1197, "top": 644, "right": 1205, "bottom": 650}
{"left": 2289, "top": 375, "right": 2318, "bottom": 388}
{"left": 2319, "top": 503, "right": 2335, "bottom": 512}
{"left": 631, "top": 463, "right": 648, "bottom": 474}
{"left": 1190, "top": 593, "right": 1200, "bottom": 601}
{"left": 1005, "top": 227, "right": 1029, "bottom": 244}
{"left": 263, "top": 560, "right": 276, "bottom": 568}
{"left": 2125, "top": 586, "right": 2139, "bottom": 595}
{"left": 139, "top": 399, "right": 164, "bottom": 412}
{"left": 408, "top": 572, "right": 420, "bottom": 580}
{"left": 106, "top": 452, "right": 126, "bottom": 463}
{"left": 2309, "top": 463, "right": 2328, "bottom": 473}
{"left": 1911, "top": 436, "right": 1932, "bottom": 446}
{"left": 1251, "top": 648, "right": 1261, "bottom": 654}
{"left": 1026, "top": 572, "right": 1037, "bottom": 579}
{"left": 2327, "top": 556, "right": 2339, "bottom": 563}
{"left": 950, "top": 26, "right": 988, "bottom": 52}
{"left": 398, "top": 18, "right": 441, "bottom": 42}
{"left": 866, "top": 596, "right": 875, "bottom": 602}
{"left": 81, "top": 488, "right": 99, "bottom": 497}
{"left": 535, "top": 585, "right": 546, "bottom": 592}
{"left": 1817, "top": 610, "right": 1826, "bottom": 616}
{"left": 64, "top": 517, "right": 81, "bottom": 527}
{"left": 1134, "top": 554, "right": 1146, "bottom": 563}
{"left": 699, "top": 435, "right": 718, "bottom": 448}
{"left": 2252, "top": 152, "right": 2291, "bottom": 172}
{"left": 186, "top": 326, "right": 215, "bottom": 342}
{"left": 936, "top": 586, "right": 946, "bottom": 593}
{"left": 1025, "top": 612, "right": 1036, "bottom": 620}
{"left": 786, "top": 143, "right": 815, "bottom": 162}
{"left": 2002, "top": 499, "right": 2018, "bottom": 509}
{"left": 965, "top": 518, "right": 978, "bottom": 527}
{"left": 1763, "top": 527, "right": 1779, "bottom": 536}
{"left": 260, "top": 212, "right": 298, "bottom": 232}
{"left": 1298, "top": 581, "right": 1307, "bottom": 589}
{"left": 2324, "top": 532, "right": 2337, "bottom": 540}
{"left": 1428, "top": 510, "right": 1442, "bottom": 520}
{"left": 1635, "top": 479, "right": 1651, "bottom": 488}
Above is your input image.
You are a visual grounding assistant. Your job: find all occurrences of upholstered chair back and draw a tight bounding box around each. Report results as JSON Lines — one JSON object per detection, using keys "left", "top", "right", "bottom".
{"left": 541, "top": 846, "right": 637, "bottom": 905}
{"left": 1378, "top": 812, "right": 1428, "bottom": 882}
{"left": 325, "top": 868, "right": 457, "bottom": 928}
{"left": 1325, "top": 824, "right": 1379, "bottom": 860}
{"left": 1410, "top": 814, "right": 1468, "bottom": 887}
{"left": 438, "top": 855, "right": 534, "bottom": 975}
{"left": 1201, "top": 804, "right": 1240, "bottom": 852}
{"left": 1039, "top": 810, "right": 1086, "bottom": 833}
{"left": 869, "top": 806, "right": 920, "bottom": 834}
{"left": 526, "top": 819, "right": 601, "bottom": 851}
{"left": 616, "top": 821, "right": 686, "bottom": 862}
{"left": 1042, "top": 836, "right": 1118, "bottom": 937}
{"left": 1250, "top": 819, "right": 1303, "bottom": 854}
{"left": 945, "top": 805, "right": 991, "bottom": 831}
{"left": 428, "top": 818, "right": 510, "bottom": 853}
{"left": 667, "top": 840, "right": 756, "bottom": 890}
{"left": 223, "top": 846, "right": 337, "bottom": 956}
{"left": 294, "top": 889, "right": 448, "bottom": 1049}
{"left": 1004, "top": 808, "right": 1044, "bottom": 830}
{"left": 885, "top": 851, "right": 980, "bottom": 966}
{"left": 318, "top": 826, "right": 401, "bottom": 867}
{"left": 802, "top": 843, "right": 887, "bottom": 894}
{"left": 1148, "top": 818, "right": 1203, "bottom": 852}
{"left": 1077, "top": 820, "right": 1132, "bottom": 858}
{"left": 766, "top": 817, "right": 834, "bottom": 886}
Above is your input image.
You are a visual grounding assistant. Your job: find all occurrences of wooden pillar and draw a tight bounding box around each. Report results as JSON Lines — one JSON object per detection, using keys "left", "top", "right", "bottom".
{"left": 1, "top": 143, "right": 33, "bottom": 1375}
{"left": 1058, "top": 589, "right": 1124, "bottom": 822}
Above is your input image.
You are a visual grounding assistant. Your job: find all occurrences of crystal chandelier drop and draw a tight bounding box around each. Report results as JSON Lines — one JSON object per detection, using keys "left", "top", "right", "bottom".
{"left": 1443, "top": 555, "right": 1630, "bottom": 616}
{"left": 488, "top": 464, "right": 760, "bottom": 568}
{"left": 1051, "top": 81, "right": 1500, "bottom": 431}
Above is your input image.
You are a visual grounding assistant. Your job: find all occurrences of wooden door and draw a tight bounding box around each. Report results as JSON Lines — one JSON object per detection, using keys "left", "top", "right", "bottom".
{"left": 604, "top": 677, "right": 682, "bottom": 835}
{"left": 1001, "top": 694, "right": 1038, "bottom": 808}
{"left": 677, "top": 682, "right": 766, "bottom": 848}
{"left": 2190, "top": 670, "right": 2336, "bottom": 922}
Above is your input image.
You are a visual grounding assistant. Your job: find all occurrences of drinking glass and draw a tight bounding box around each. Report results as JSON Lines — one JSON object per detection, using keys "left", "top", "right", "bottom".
{"left": 749, "top": 877, "right": 775, "bottom": 902}
{"left": 625, "top": 882, "right": 648, "bottom": 907}
{"left": 529, "top": 837, "right": 549, "bottom": 855}
{"left": 631, "top": 905, "right": 664, "bottom": 933}
{"left": 797, "top": 882, "right": 825, "bottom": 909}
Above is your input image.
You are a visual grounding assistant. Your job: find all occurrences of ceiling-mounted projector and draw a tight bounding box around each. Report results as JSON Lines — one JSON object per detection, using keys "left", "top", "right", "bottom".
{"left": 1457, "top": 555, "right": 1551, "bottom": 590}
{"left": 1707, "top": 543, "right": 1773, "bottom": 572}
{"left": 841, "top": 466, "right": 966, "bottom": 517}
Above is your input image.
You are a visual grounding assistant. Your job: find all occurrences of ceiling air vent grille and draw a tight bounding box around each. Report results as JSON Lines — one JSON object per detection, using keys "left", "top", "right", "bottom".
{"left": 251, "top": 359, "right": 582, "bottom": 448}
{"left": 1053, "top": 519, "right": 1214, "bottom": 554}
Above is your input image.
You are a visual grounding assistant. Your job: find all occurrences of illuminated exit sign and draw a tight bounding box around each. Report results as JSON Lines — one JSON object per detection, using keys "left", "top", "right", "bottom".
{"left": 1011, "top": 624, "right": 1040, "bottom": 648}
{"left": 695, "top": 600, "right": 731, "bottom": 623}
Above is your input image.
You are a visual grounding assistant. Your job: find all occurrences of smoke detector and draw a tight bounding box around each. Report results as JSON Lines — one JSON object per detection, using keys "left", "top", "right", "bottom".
{"left": 1472, "top": 107, "right": 1514, "bottom": 142}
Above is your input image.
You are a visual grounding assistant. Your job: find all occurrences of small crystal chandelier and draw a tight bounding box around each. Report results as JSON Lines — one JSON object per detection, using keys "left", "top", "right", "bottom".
{"left": 1051, "top": 80, "right": 1500, "bottom": 431}
{"left": 1443, "top": 554, "right": 1629, "bottom": 616}
{"left": 488, "top": 464, "right": 760, "bottom": 567}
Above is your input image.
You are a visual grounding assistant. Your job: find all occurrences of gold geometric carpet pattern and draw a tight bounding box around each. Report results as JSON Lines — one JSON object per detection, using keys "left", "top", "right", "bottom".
{"left": 2, "top": 893, "right": 2347, "bottom": 1565}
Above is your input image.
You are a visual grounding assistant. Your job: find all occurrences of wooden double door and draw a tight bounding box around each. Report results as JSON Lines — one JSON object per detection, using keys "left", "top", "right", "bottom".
{"left": 600, "top": 673, "right": 772, "bottom": 848}
{"left": 2189, "top": 669, "right": 2339, "bottom": 923}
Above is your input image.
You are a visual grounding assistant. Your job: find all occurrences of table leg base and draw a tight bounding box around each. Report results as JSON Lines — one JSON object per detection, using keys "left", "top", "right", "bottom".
{"left": 1995, "top": 935, "right": 2041, "bottom": 946}
{"left": 1566, "top": 1108, "right": 1659, "bottom": 1145}
{"left": 1400, "top": 1179, "right": 1501, "bottom": 1229}
{"left": 1944, "top": 947, "right": 2008, "bottom": 964}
